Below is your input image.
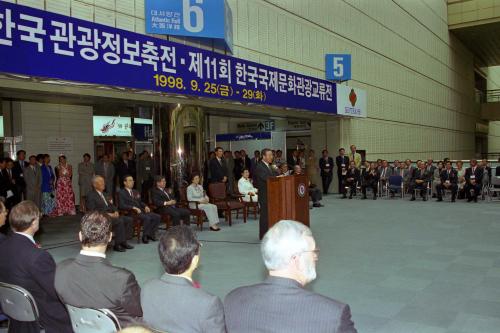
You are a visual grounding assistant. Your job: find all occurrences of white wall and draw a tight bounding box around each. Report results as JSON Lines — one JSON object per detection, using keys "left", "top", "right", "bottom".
{"left": 14, "top": 101, "right": 94, "bottom": 205}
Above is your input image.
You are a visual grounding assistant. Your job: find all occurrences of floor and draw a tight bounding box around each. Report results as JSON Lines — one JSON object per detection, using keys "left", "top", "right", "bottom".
{"left": 11, "top": 194, "right": 500, "bottom": 332}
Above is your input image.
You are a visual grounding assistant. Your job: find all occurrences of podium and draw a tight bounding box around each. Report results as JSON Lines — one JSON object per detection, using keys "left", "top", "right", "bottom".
{"left": 267, "top": 174, "right": 310, "bottom": 228}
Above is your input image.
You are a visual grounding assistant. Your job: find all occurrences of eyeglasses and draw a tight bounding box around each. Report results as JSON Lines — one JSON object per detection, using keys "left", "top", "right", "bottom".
{"left": 295, "top": 248, "right": 320, "bottom": 257}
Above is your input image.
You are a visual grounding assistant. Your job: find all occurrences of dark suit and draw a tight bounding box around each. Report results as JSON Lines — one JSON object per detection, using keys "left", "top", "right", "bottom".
{"left": 253, "top": 161, "right": 279, "bottom": 239}
{"left": 465, "top": 166, "right": 483, "bottom": 201}
{"left": 151, "top": 187, "right": 190, "bottom": 226}
{"left": 118, "top": 188, "right": 160, "bottom": 238}
{"left": 209, "top": 157, "right": 227, "bottom": 183}
{"left": 86, "top": 189, "right": 132, "bottom": 245}
{"left": 410, "top": 168, "right": 430, "bottom": 199}
{"left": 336, "top": 155, "right": 349, "bottom": 193}
{"left": 287, "top": 155, "right": 300, "bottom": 169}
{"left": 55, "top": 254, "right": 142, "bottom": 327}
{"left": 116, "top": 160, "right": 136, "bottom": 186}
{"left": 12, "top": 160, "right": 28, "bottom": 201}
{"left": 142, "top": 274, "right": 225, "bottom": 333}
{"left": 319, "top": 157, "right": 334, "bottom": 194}
{"left": 361, "top": 169, "right": 379, "bottom": 199}
{"left": 437, "top": 168, "right": 458, "bottom": 200}
{"left": 224, "top": 276, "right": 357, "bottom": 333}
{"left": 343, "top": 167, "right": 359, "bottom": 198}
{"left": 0, "top": 233, "right": 72, "bottom": 333}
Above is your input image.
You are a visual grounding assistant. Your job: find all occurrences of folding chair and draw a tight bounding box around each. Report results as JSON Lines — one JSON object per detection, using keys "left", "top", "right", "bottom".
{"left": 0, "top": 282, "right": 43, "bottom": 332}
{"left": 66, "top": 305, "right": 120, "bottom": 333}
{"left": 386, "top": 175, "right": 404, "bottom": 198}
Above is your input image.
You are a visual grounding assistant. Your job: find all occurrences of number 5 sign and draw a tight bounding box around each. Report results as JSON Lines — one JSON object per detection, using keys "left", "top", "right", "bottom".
{"left": 325, "top": 54, "right": 351, "bottom": 81}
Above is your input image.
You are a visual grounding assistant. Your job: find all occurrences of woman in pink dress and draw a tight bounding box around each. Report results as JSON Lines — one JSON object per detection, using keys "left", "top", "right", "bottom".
{"left": 54, "top": 155, "right": 76, "bottom": 216}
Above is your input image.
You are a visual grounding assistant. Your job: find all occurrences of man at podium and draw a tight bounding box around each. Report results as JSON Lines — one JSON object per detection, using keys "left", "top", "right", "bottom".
{"left": 253, "top": 148, "right": 280, "bottom": 240}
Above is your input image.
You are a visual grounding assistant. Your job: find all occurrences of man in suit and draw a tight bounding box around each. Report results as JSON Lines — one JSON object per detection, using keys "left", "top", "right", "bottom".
{"left": 95, "top": 154, "right": 116, "bottom": 197}
{"left": 293, "top": 165, "right": 323, "bottom": 207}
{"left": 24, "top": 155, "right": 41, "bottom": 209}
{"left": 348, "top": 145, "right": 361, "bottom": 169}
{"left": 55, "top": 211, "right": 143, "bottom": 327}
{"left": 86, "top": 175, "right": 134, "bottom": 252}
{"left": 224, "top": 150, "right": 235, "bottom": 195}
{"left": 136, "top": 150, "right": 154, "bottom": 200}
{"left": 410, "top": 161, "right": 430, "bottom": 201}
{"left": 151, "top": 175, "right": 190, "bottom": 226}
{"left": 116, "top": 152, "right": 135, "bottom": 187}
{"left": 287, "top": 150, "right": 300, "bottom": 170}
{"left": 209, "top": 147, "right": 228, "bottom": 184}
{"left": 141, "top": 226, "right": 225, "bottom": 333}
{"left": 335, "top": 148, "right": 350, "bottom": 194}
{"left": 240, "top": 149, "right": 252, "bottom": 171}
{"left": 436, "top": 161, "right": 458, "bottom": 202}
{"left": 4, "top": 158, "right": 18, "bottom": 209}
{"left": 224, "top": 220, "right": 357, "bottom": 333}
{"left": 319, "top": 149, "right": 334, "bottom": 195}
{"left": 361, "top": 162, "right": 379, "bottom": 200}
{"left": 119, "top": 175, "right": 160, "bottom": 244}
{"left": 254, "top": 148, "right": 280, "bottom": 240}
{"left": 12, "top": 150, "right": 28, "bottom": 202}
{"left": 0, "top": 201, "right": 72, "bottom": 333}
{"left": 465, "top": 159, "right": 483, "bottom": 202}
{"left": 342, "top": 161, "right": 359, "bottom": 199}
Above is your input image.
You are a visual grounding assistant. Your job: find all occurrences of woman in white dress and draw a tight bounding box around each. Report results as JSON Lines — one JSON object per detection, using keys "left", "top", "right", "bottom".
{"left": 238, "top": 169, "right": 258, "bottom": 202}
{"left": 187, "top": 174, "right": 221, "bottom": 231}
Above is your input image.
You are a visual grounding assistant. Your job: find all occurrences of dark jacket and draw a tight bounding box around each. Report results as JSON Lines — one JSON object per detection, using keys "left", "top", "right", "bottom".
{"left": 440, "top": 168, "right": 458, "bottom": 184}
{"left": 411, "top": 168, "right": 430, "bottom": 186}
{"left": 116, "top": 160, "right": 136, "bottom": 184}
{"left": 12, "top": 160, "right": 29, "bottom": 188}
{"left": 151, "top": 187, "right": 175, "bottom": 208}
{"left": 465, "top": 166, "right": 484, "bottom": 184}
{"left": 335, "top": 156, "right": 349, "bottom": 175}
{"left": 224, "top": 276, "right": 357, "bottom": 333}
{"left": 363, "top": 168, "right": 379, "bottom": 185}
{"left": 319, "top": 157, "right": 334, "bottom": 176}
{"left": 86, "top": 189, "right": 118, "bottom": 213}
{"left": 0, "top": 233, "right": 72, "bottom": 333}
{"left": 55, "top": 254, "right": 142, "bottom": 327}
{"left": 253, "top": 161, "right": 279, "bottom": 201}
{"left": 209, "top": 157, "right": 228, "bottom": 183}
{"left": 118, "top": 188, "right": 146, "bottom": 212}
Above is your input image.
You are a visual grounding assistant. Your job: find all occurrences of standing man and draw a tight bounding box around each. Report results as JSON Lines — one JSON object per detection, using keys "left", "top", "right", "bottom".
{"left": 116, "top": 152, "right": 134, "bottom": 187}
{"left": 253, "top": 148, "right": 280, "bottom": 240}
{"left": 348, "top": 145, "right": 362, "bottom": 169}
{"left": 95, "top": 154, "right": 116, "bottom": 197}
{"left": 137, "top": 150, "right": 154, "bottom": 201}
{"left": 224, "top": 150, "right": 235, "bottom": 195}
{"left": 119, "top": 175, "right": 161, "bottom": 244}
{"left": 319, "top": 149, "right": 334, "bottom": 195}
{"left": 335, "top": 148, "right": 349, "bottom": 194}
{"left": 25, "top": 155, "right": 42, "bottom": 208}
{"left": 209, "top": 147, "right": 228, "bottom": 183}
{"left": 12, "top": 149, "right": 29, "bottom": 202}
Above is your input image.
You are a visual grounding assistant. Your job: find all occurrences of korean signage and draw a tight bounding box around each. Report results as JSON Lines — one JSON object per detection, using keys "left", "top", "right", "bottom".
{"left": 216, "top": 132, "right": 271, "bottom": 142}
{"left": 236, "top": 120, "right": 275, "bottom": 132}
{"left": 145, "top": 0, "right": 233, "bottom": 52}
{"left": 133, "top": 117, "right": 153, "bottom": 141}
{"left": 336, "top": 85, "right": 367, "bottom": 118}
{"left": 0, "top": 2, "right": 337, "bottom": 115}
{"left": 325, "top": 54, "right": 351, "bottom": 81}
{"left": 93, "top": 116, "right": 132, "bottom": 137}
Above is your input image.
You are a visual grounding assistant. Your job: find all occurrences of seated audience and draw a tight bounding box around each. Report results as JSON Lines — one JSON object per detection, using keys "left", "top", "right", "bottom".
{"left": 432, "top": 161, "right": 444, "bottom": 197}
{"left": 238, "top": 169, "right": 258, "bottom": 202}
{"left": 481, "top": 159, "right": 491, "bottom": 186}
{"left": 187, "top": 174, "right": 221, "bottom": 231}
{"left": 55, "top": 211, "right": 142, "bottom": 327}
{"left": 151, "top": 175, "right": 191, "bottom": 226}
{"left": 118, "top": 175, "right": 161, "bottom": 244}
{"left": 361, "top": 162, "right": 379, "bottom": 200}
{"left": 464, "top": 159, "right": 483, "bottom": 202}
{"left": 141, "top": 226, "right": 225, "bottom": 333}
{"left": 436, "top": 161, "right": 458, "bottom": 202}
{"left": 293, "top": 165, "right": 323, "bottom": 207}
{"left": 0, "top": 201, "right": 72, "bottom": 333}
{"left": 224, "top": 220, "right": 357, "bottom": 333}
{"left": 410, "top": 161, "right": 430, "bottom": 201}
{"left": 378, "top": 160, "right": 392, "bottom": 189}
{"left": 342, "top": 161, "right": 359, "bottom": 199}
{"left": 86, "top": 175, "right": 134, "bottom": 252}
{"left": 280, "top": 163, "right": 291, "bottom": 176}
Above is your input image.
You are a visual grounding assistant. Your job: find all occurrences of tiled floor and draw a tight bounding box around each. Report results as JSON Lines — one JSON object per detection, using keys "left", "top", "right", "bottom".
{"left": 30, "top": 195, "right": 500, "bottom": 332}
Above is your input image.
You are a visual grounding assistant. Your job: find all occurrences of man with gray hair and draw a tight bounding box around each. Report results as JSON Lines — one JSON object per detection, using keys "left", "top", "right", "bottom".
{"left": 224, "top": 220, "right": 357, "bottom": 333}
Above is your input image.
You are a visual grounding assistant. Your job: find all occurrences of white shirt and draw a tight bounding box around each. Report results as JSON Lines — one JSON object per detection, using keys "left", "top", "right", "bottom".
{"left": 80, "top": 250, "right": 106, "bottom": 259}
{"left": 14, "top": 232, "right": 36, "bottom": 245}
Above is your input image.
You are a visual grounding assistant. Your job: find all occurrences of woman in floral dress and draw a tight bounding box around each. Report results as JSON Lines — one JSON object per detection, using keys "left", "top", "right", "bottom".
{"left": 54, "top": 155, "right": 76, "bottom": 216}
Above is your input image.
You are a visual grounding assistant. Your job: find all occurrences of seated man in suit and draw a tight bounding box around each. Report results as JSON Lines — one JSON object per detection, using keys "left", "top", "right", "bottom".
{"left": 119, "top": 175, "right": 160, "bottom": 244}
{"left": 141, "top": 226, "right": 225, "bottom": 333}
{"left": 86, "top": 175, "right": 134, "bottom": 252}
{"left": 408, "top": 160, "right": 429, "bottom": 201}
{"left": 342, "top": 161, "right": 359, "bottom": 199}
{"left": 361, "top": 162, "right": 379, "bottom": 200}
{"left": 464, "top": 159, "right": 483, "bottom": 203}
{"left": 224, "top": 220, "right": 357, "bottom": 333}
{"left": 151, "top": 175, "right": 190, "bottom": 226}
{"left": 436, "top": 161, "right": 458, "bottom": 202}
{"left": 293, "top": 165, "right": 323, "bottom": 207}
{"left": 0, "top": 201, "right": 72, "bottom": 333}
{"left": 55, "top": 211, "right": 143, "bottom": 327}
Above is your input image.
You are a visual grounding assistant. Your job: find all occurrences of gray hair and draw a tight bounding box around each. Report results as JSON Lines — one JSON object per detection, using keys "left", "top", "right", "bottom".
{"left": 91, "top": 175, "right": 104, "bottom": 186}
{"left": 261, "top": 220, "right": 313, "bottom": 271}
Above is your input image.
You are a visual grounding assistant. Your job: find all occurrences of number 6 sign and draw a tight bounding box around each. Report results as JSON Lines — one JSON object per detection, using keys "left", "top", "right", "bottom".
{"left": 325, "top": 54, "right": 351, "bottom": 81}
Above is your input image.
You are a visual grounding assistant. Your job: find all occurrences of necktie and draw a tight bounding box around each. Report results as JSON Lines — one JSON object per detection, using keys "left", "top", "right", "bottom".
{"left": 99, "top": 192, "right": 108, "bottom": 206}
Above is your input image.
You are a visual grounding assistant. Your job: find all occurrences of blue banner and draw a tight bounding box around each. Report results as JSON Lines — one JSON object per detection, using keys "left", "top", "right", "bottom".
{"left": 145, "top": 0, "right": 233, "bottom": 52}
{"left": 0, "top": 2, "right": 337, "bottom": 114}
{"left": 216, "top": 132, "right": 271, "bottom": 142}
